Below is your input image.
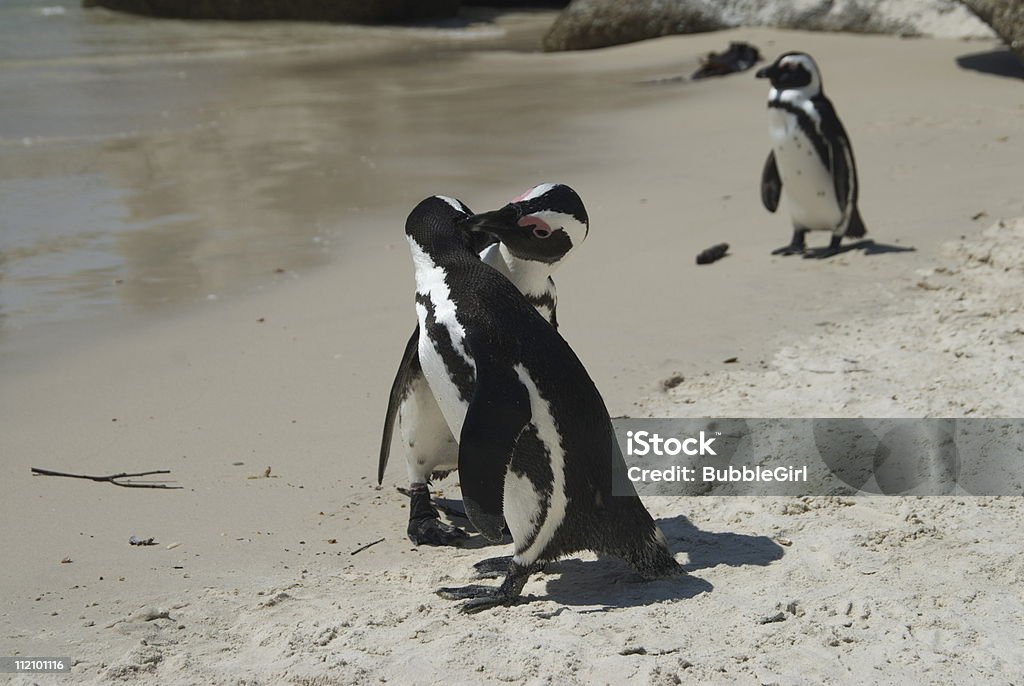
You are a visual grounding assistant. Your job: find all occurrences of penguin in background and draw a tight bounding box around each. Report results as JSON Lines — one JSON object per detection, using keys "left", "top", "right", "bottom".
{"left": 757, "top": 51, "right": 867, "bottom": 258}
{"left": 378, "top": 184, "right": 588, "bottom": 546}
{"left": 403, "top": 195, "right": 681, "bottom": 612}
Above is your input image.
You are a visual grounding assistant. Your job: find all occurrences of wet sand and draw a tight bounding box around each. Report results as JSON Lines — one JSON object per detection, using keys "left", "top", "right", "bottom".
{"left": 0, "top": 7, "right": 559, "bottom": 347}
{"left": 2, "top": 18, "right": 1024, "bottom": 685}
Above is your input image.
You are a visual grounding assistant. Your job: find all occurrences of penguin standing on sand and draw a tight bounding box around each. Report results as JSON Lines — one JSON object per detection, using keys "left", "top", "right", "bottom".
{"left": 756, "top": 51, "right": 867, "bottom": 258}
{"left": 378, "top": 184, "right": 588, "bottom": 546}
{"left": 404, "top": 195, "right": 681, "bottom": 612}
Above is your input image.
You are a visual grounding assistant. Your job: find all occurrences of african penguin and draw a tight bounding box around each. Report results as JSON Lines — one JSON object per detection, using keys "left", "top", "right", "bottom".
{"left": 403, "top": 195, "right": 681, "bottom": 612}
{"left": 757, "top": 51, "right": 867, "bottom": 258}
{"left": 378, "top": 184, "right": 589, "bottom": 546}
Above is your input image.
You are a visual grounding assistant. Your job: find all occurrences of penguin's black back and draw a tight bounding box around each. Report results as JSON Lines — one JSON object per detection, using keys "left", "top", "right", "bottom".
{"left": 436, "top": 250, "right": 662, "bottom": 560}
{"left": 406, "top": 196, "right": 676, "bottom": 575}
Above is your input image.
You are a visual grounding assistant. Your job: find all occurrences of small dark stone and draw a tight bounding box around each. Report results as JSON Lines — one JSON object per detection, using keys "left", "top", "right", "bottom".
{"left": 758, "top": 611, "right": 787, "bottom": 624}
{"left": 662, "top": 373, "right": 685, "bottom": 390}
{"left": 696, "top": 243, "right": 729, "bottom": 265}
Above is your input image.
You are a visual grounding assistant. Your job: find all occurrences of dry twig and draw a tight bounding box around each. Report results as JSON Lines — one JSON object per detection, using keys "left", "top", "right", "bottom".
{"left": 349, "top": 538, "right": 385, "bottom": 556}
{"left": 30, "top": 467, "right": 182, "bottom": 489}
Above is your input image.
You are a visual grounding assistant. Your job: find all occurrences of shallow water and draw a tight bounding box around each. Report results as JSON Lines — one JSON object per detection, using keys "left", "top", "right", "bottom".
{"left": 1, "top": 2, "right": 590, "bottom": 351}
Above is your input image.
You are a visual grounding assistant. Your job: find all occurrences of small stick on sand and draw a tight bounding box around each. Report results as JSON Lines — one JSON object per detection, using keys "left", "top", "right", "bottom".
{"left": 30, "top": 467, "right": 182, "bottom": 489}
{"left": 349, "top": 538, "right": 385, "bottom": 556}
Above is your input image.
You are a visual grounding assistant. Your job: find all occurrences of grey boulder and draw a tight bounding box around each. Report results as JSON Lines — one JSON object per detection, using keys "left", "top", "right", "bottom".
{"left": 543, "top": 0, "right": 994, "bottom": 51}
{"left": 81, "top": 0, "right": 462, "bottom": 23}
{"left": 959, "top": 0, "right": 1024, "bottom": 61}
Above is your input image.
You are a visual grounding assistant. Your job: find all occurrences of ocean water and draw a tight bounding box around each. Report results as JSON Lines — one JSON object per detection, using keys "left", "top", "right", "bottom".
{"left": 0, "top": 0, "right": 519, "bottom": 65}
{"left": 0, "top": 1, "right": 560, "bottom": 353}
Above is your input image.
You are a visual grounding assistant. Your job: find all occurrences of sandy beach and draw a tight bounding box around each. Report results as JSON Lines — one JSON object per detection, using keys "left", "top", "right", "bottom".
{"left": 2, "top": 7, "right": 1024, "bottom": 684}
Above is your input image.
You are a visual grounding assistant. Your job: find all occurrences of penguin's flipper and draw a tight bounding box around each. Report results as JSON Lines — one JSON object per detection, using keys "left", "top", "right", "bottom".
{"left": 829, "top": 131, "right": 856, "bottom": 229}
{"left": 845, "top": 206, "right": 867, "bottom": 239}
{"left": 761, "top": 150, "right": 782, "bottom": 212}
{"left": 815, "top": 95, "right": 860, "bottom": 233}
{"left": 377, "top": 328, "right": 421, "bottom": 484}
{"left": 457, "top": 347, "right": 532, "bottom": 542}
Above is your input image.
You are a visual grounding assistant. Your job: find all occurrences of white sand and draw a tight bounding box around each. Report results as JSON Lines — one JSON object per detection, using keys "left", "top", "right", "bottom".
{"left": 2, "top": 26, "right": 1023, "bottom": 684}
{"left": 641, "top": 217, "right": 1024, "bottom": 420}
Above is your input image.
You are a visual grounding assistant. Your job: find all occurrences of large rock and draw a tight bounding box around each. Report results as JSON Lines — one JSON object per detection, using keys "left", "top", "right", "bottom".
{"left": 462, "top": 1, "right": 568, "bottom": 5}
{"left": 543, "top": 0, "right": 725, "bottom": 51}
{"left": 959, "top": 0, "right": 1024, "bottom": 60}
{"left": 543, "top": 0, "right": 994, "bottom": 51}
{"left": 81, "top": 0, "right": 462, "bottom": 23}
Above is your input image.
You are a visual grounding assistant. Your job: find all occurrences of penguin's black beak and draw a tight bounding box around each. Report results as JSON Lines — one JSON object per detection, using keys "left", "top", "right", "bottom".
{"left": 755, "top": 64, "right": 777, "bottom": 79}
{"left": 458, "top": 203, "right": 522, "bottom": 239}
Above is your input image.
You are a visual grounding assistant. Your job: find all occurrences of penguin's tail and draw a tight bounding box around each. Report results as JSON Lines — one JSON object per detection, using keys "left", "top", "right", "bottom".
{"left": 844, "top": 208, "right": 867, "bottom": 239}
{"left": 624, "top": 526, "right": 685, "bottom": 580}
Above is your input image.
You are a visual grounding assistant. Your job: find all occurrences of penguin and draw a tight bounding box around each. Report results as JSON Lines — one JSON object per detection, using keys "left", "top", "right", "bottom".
{"left": 403, "top": 195, "right": 682, "bottom": 612}
{"left": 756, "top": 51, "right": 867, "bottom": 258}
{"left": 378, "top": 184, "right": 589, "bottom": 546}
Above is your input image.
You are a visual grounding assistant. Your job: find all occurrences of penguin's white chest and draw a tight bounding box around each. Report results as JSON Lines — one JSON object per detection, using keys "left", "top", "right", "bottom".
{"left": 397, "top": 373, "right": 458, "bottom": 478}
{"left": 768, "top": 108, "right": 841, "bottom": 231}
{"left": 415, "top": 321, "right": 472, "bottom": 438}
{"left": 407, "top": 238, "right": 476, "bottom": 440}
{"left": 478, "top": 243, "right": 557, "bottom": 326}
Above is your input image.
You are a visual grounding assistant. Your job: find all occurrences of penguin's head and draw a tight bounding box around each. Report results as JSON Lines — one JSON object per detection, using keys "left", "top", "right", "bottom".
{"left": 458, "top": 183, "right": 589, "bottom": 266}
{"left": 405, "top": 195, "right": 479, "bottom": 253}
{"left": 756, "top": 52, "right": 822, "bottom": 95}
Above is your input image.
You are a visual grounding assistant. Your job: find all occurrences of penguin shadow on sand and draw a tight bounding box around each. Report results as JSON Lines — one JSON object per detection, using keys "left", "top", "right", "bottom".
{"left": 532, "top": 516, "right": 783, "bottom": 610}
{"left": 956, "top": 50, "right": 1024, "bottom": 81}
{"left": 430, "top": 498, "right": 781, "bottom": 608}
{"left": 826, "top": 238, "right": 916, "bottom": 257}
{"left": 658, "top": 514, "right": 786, "bottom": 573}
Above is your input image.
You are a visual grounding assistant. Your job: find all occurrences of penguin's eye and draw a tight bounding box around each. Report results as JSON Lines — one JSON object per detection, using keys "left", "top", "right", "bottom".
{"left": 519, "top": 215, "right": 553, "bottom": 239}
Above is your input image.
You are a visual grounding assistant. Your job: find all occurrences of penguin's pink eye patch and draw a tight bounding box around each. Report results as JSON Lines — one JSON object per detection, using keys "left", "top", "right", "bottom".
{"left": 519, "top": 215, "right": 552, "bottom": 238}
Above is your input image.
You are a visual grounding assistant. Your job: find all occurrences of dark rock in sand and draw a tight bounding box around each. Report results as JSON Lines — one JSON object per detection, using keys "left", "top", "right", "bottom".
{"left": 543, "top": 0, "right": 993, "bottom": 52}
{"left": 690, "top": 42, "right": 761, "bottom": 79}
{"left": 959, "top": 0, "right": 1024, "bottom": 61}
{"left": 81, "top": 0, "right": 462, "bottom": 23}
{"left": 696, "top": 242, "right": 730, "bottom": 265}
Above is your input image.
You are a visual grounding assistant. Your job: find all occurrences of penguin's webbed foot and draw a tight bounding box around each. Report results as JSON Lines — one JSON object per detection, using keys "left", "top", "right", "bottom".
{"left": 771, "top": 244, "right": 805, "bottom": 256}
{"left": 773, "top": 229, "right": 808, "bottom": 256}
{"left": 408, "top": 516, "right": 469, "bottom": 546}
{"left": 473, "top": 556, "right": 512, "bottom": 579}
{"left": 435, "top": 584, "right": 522, "bottom": 613}
{"left": 802, "top": 246, "right": 841, "bottom": 259}
{"left": 804, "top": 234, "right": 843, "bottom": 259}
{"left": 407, "top": 484, "right": 468, "bottom": 546}
{"left": 473, "top": 555, "right": 545, "bottom": 579}
{"left": 437, "top": 560, "right": 534, "bottom": 613}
